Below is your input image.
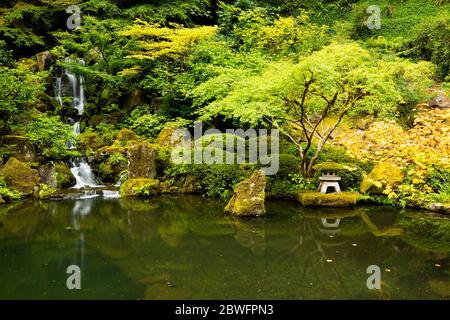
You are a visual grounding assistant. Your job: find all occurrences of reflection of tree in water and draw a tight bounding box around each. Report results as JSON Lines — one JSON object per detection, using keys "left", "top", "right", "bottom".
{"left": 1, "top": 198, "right": 450, "bottom": 299}
{"left": 270, "top": 207, "right": 450, "bottom": 299}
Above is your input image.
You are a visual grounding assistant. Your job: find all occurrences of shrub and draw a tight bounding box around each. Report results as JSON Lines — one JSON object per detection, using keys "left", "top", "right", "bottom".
{"left": 192, "top": 164, "right": 249, "bottom": 199}
{"left": 0, "top": 178, "right": 21, "bottom": 201}
{"left": 427, "top": 166, "right": 450, "bottom": 193}
{"left": 275, "top": 154, "right": 300, "bottom": 179}
{"left": 131, "top": 114, "right": 168, "bottom": 139}
{"left": 266, "top": 177, "right": 294, "bottom": 199}
{"left": 25, "top": 115, "right": 74, "bottom": 160}
{"left": 313, "top": 164, "right": 364, "bottom": 191}
{"left": 165, "top": 163, "right": 250, "bottom": 199}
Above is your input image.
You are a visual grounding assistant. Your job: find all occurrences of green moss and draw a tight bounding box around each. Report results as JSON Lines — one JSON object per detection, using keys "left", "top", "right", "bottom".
{"left": 54, "top": 162, "right": 75, "bottom": 188}
{"left": 77, "top": 131, "right": 107, "bottom": 151}
{"left": 298, "top": 191, "right": 359, "bottom": 207}
{"left": 154, "top": 126, "right": 185, "bottom": 147}
{"left": 360, "top": 162, "right": 404, "bottom": 194}
{"left": 97, "top": 128, "right": 139, "bottom": 156}
{"left": 0, "top": 157, "right": 39, "bottom": 195}
{"left": 313, "top": 161, "right": 346, "bottom": 171}
{"left": 127, "top": 141, "right": 157, "bottom": 179}
{"left": 99, "top": 153, "right": 128, "bottom": 183}
{"left": 116, "top": 128, "right": 138, "bottom": 143}
{"left": 120, "top": 178, "right": 160, "bottom": 198}
{"left": 224, "top": 170, "right": 266, "bottom": 217}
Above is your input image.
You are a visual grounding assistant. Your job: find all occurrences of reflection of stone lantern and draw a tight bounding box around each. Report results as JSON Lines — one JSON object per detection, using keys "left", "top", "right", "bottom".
{"left": 313, "top": 162, "right": 346, "bottom": 194}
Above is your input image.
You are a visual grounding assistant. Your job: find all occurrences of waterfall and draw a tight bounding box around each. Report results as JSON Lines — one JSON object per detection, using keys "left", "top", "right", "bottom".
{"left": 114, "top": 172, "right": 127, "bottom": 187}
{"left": 54, "top": 57, "right": 85, "bottom": 115}
{"left": 70, "top": 159, "right": 103, "bottom": 189}
{"left": 67, "top": 121, "right": 80, "bottom": 150}
{"left": 55, "top": 57, "right": 103, "bottom": 189}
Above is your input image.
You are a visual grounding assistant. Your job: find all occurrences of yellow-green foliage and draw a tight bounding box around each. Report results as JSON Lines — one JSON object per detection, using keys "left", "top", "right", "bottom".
{"left": 120, "top": 20, "right": 217, "bottom": 59}
{"left": 38, "top": 184, "right": 56, "bottom": 200}
{"left": 360, "top": 162, "right": 404, "bottom": 194}
{"left": 298, "top": 191, "right": 359, "bottom": 207}
{"left": 313, "top": 161, "right": 346, "bottom": 172}
{"left": 120, "top": 178, "right": 160, "bottom": 197}
{"left": 98, "top": 128, "right": 139, "bottom": 155}
{"left": 238, "top": 14, "right": 329, "bottom": 56}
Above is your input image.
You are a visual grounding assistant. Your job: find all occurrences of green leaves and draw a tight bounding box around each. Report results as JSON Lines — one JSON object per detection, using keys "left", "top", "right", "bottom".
{"left": 25, "top": 115, "right": 75, "bottom": 160}
{"left": 0, "top": 64, "right": 47, "bottom": 130}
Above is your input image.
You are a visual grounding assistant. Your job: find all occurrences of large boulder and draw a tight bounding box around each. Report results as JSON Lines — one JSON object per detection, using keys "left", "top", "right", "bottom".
{"left": 36, "top": 51, "right": 54, "bottom": 71}
{"left": 39, "top": 162, "right": 76, "bottom": 189}
{"left": 97, "top": 128, "right": 138, "bottom": 156}
{"left": 127, "top": 141, "right": 157, "bottom": 179}
{"left": 116, "top": 128, "right": 138, "bottom": 143}
{"left": 296, "top": 191, "right": 359, "bottom": 207}
{"left": 154, "top": 126, "right": 187, "bottom": 148}
{"left": 120, "top": 178, "right": 160, "bottom": 197}
{"left": 224, "top": 170, "right": 266, "bottom": 217}
{"left": 98, "top": 155, "right": 128, "bottom": 183}
{"left": 360, "top": 162, "right": 403, "bottom": 194}
{"left": 428, "top": 92, "right": 450, "bottom": 109}
{"left": 0, "top": 157, "right": 39, "bottom": 195}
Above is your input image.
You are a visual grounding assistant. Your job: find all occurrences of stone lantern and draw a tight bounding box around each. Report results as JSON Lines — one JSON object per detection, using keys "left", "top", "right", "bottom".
{"left": 313, "top": 162, "right": 345, "bottom": 194}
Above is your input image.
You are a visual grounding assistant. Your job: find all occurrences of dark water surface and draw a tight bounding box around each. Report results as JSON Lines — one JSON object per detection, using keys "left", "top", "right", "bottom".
{"left": 0, "top": 195, "right": 449, "bottom": 300}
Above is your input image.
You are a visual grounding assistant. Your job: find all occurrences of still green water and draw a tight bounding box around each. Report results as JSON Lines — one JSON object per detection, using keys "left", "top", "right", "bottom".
{"left": 0, "top": 195, "right": 449, "bottom": 300}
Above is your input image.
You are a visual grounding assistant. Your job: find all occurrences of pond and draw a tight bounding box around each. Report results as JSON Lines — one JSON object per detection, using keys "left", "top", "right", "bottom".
{"left": 0, "top": 195, "right": 449, "bottom": 300}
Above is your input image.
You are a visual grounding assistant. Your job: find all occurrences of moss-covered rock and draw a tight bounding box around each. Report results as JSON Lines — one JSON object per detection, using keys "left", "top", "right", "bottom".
{"left": 120, "top": 178, "right": 160, "bottom": 197}
{"left": 0, "top": 135, "right": 36, "bottom": 162}
{"left": 360, "top": 162, "right": 404, "bottom": 194}
{"left": 39, "top": 161, "right": 76, "bottom": 189}
{"left": 297, "top": 191, "right": 359, "bottom": 207}
{"left": 154, "top": 126, "right": 187, "bottom": 147}
{"left": 224, "top": 170, "right": 266, "bottom": 217}
{"left": 97, "top": 128, "right": 138, "bottom": 156}
{"left": 427, "top": 203, "right": 450, "bottom": 215}
{"left": 98, "top": 154, "right": 128, "bottom": 183}
{"left": 0, "top": 157, "right": 39, "bottom": 195}
{"left": 116, "top": 128, "right": 138, "bottom": 143}
{"left": 160, "top": 182, "right": 180, "bottom": 194}
{"left": 127, "top": 141, "right": 157, "bottom": 179}
{"left": 77, "top": 131, "right": 107, "bottom": 152}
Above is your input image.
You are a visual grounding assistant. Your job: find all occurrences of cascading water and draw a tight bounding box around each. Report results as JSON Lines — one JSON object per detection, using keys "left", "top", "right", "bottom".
{"left": 55, "top": 57, "right": 103, "bottom": 189}
{"left": 55, "top": 57, "right": 85, "bottom": 115}
{"left": 70, "top": 158, "right": 103, "bottom": 189}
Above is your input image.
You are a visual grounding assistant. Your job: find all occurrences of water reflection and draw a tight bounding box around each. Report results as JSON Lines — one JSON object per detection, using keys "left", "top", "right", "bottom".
{"left": 0, "top": 197, "right": 449, "bottom": 299}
